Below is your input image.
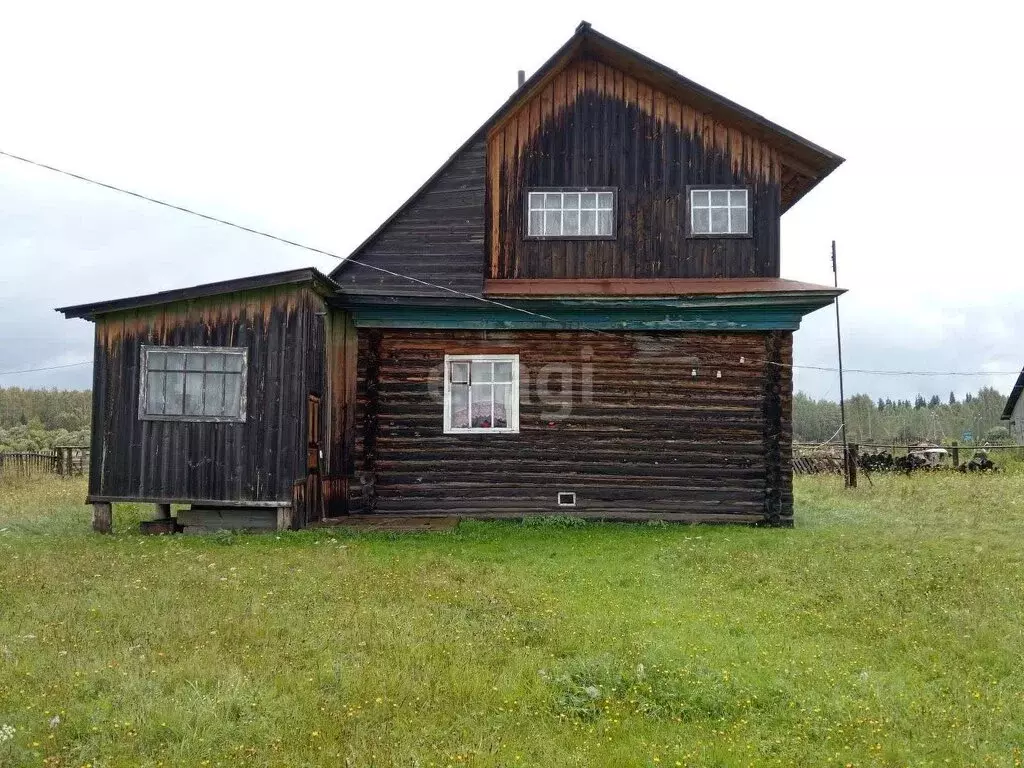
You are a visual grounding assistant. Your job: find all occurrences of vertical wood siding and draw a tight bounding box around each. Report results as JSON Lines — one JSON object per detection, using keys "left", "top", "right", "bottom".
{"left": 351, "top": 329, "right": 793, "bottom": 524}
{"left": 89, "top": 285, "right": 328, "bottom": 504}
{"left": 487, "top": 57, "right": 783, "bottom": 281}
{"left": 332, "top": 137, "right": 488, "bottom": 298}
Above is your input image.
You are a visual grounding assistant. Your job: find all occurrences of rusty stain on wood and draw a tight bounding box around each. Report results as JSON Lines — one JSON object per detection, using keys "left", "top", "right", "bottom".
{"left": 486, "top": 55, "right": 786, "bottom": 283}
{"left": 89, "top": 284, "right": 329, "bottom": 507}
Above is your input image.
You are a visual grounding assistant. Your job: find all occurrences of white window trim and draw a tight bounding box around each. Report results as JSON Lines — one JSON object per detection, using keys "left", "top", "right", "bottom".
{"left": 526, "top": 189, "right": 616, "bottom": 237}
{"left": 690, "top": 188, "right": 749, "bottom": 235}
{"left": 443, "top": 353, "right": 520, "bottom": 434}
{"left": 138, "top": 345, "right": 248, "bottom": 423}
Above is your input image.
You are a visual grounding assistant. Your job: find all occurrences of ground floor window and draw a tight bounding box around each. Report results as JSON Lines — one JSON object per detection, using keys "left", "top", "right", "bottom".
{"left": 443, "top": 354, "right": 519, "bottom": 433}
{"left": 139, "top": 345, "right": 247, "bottom": 422}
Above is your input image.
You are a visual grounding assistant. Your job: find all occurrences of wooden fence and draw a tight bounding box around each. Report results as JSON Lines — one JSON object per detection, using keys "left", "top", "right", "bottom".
{"left": 0, "top": 446, "right": 90, "bottom": 478}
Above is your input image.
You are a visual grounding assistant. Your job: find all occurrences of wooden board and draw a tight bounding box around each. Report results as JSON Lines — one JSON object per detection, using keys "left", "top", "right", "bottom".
{"left": 348, "top": 328, "right": 793, "bottom": 524}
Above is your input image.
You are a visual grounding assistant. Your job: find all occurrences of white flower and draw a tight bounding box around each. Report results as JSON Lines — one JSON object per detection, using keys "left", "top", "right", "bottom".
{"left": 0, "top": 724, "right": 16, "bottom": 744}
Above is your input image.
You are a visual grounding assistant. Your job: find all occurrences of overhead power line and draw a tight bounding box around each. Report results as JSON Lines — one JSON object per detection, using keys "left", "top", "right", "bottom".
{"left": 0, "top": 360, "right": 92, "bottom": 376}
{"left": 2, "top": 148, "right": 1020, "bottom": 379}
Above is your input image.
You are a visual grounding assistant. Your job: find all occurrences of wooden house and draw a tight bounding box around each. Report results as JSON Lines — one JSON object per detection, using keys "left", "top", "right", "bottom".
{"left": 58, "top": 22, "right": 844, "bottom": 531}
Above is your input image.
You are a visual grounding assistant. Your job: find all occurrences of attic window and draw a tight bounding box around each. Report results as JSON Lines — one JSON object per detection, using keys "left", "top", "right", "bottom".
{"left": 139, "top": 346, "right": 247, "bottom": 422}
{"left": 443, "top": 354, "right": 520, "bottom": 434}
{"left": 690, "top": 188, "right": 749, "bottom": 235}
{"left": 526, "top": 189, "right": 616, "bottom": 238}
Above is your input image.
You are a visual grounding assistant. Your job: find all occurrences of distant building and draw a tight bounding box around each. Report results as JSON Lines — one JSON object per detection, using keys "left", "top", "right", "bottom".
{"left": 1001, "top": 367, "right": 1024, "bottom": 444}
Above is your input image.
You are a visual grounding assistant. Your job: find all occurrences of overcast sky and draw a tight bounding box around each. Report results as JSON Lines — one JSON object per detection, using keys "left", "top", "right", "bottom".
{"left": 1, "top": 0, "right": 1022, "bottom": 402}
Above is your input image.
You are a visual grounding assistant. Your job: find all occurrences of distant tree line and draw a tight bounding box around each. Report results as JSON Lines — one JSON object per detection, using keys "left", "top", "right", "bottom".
{"left": 794, "top": 387, "right": 1011, "bottom": 445}
{"left": 0, "top": 385, "right": 1014, "bottom": 453}
{"left": 0, "top": 387, "right": 91, "bottom": 452}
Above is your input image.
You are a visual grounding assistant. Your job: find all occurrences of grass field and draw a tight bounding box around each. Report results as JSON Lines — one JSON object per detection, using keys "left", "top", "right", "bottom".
{"left": 1, "top": 470, "right": 1023, "bottom": 767}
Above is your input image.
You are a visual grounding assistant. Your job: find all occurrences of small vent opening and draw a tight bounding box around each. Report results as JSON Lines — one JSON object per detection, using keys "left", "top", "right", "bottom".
{"left": 557, "top": 492, "right": 577, "bottom": 507}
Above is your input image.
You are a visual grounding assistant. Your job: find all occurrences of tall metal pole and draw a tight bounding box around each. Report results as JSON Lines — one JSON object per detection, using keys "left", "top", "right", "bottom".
{"left": 832, "top": 240, "right": 850, "bottom": 487}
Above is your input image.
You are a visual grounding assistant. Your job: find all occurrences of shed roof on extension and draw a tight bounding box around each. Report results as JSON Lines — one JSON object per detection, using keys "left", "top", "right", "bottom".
{"left": 56, "top": 267, "right": 338, "bottom": 320}
{"left": 330, "top": 20, "right": 844, "bottom": 285}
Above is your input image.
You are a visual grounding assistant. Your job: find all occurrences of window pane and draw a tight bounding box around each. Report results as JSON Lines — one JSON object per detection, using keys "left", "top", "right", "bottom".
{"left": 598, "top": 209, "right": 614, "bottom": 236}
{"left": 528, "top": 192, "right": 545, "bottom": 210}
{"left": 223, "top": 373, "right": 243, "bottom": 418}
{"left": 450, "top": 361, "right": 470, "bottom": 384}
{"left": 471, "top": 384, "right": 493, "bottom": 428}
{"left": 165, "top": 372, "right": 185, "bottom": 414}
{"left": 563, "top": 192, "right": 580, "bottom": 209}
{"left": 529, "top": 210, "right": 543, "bottom": 236}
{"left": 493, "top": 383, "right": 511, "bottom": 428}
{"left": 544, "top": 210, "right": 561, "bottom": 236}
{"left": 185, "top": 354, "right": 205, "bottom": 371}
{"left": 471, "top": 361, "right": 492, "bottom": 383}
{"left": 563, "top": 210, "right": 580, "bottom": 235}
{"left": 148, "top": 351, "right": 166, "bottom": 370}
{"left": 730, "top": 189, "right": 747, "bottom": 207}
{"left": 581, "top": 210, "right": 596, "bottom": 235}
{"left": 544, "top": 192, "right": 561, "bottom": 209}
{"left": 691, "top": 190, "right": 709, "bottom": 207}
{"left": 184, "top": 372, "right": 205, "bottom": 416}
{"left": 692, "top": 208, "right": 710, "bottom": 233}
{"left": 165, "top": 352, "right": 185, "bottom": 371}
{"left": 730, "top": 207, "right": 748, "bottom": 234}
{"left": 710, "top": 208, "right": 729, "bottom": 233}
{"left": 493, "top": 361, "right": 514, "bottom": 382}
{"left": 709, "top": 190, "right": 729, "bottom": 206}
{"left": 450, "top": 384, "right": 470, "bottom": 429}
{"left": 146, "top": 371, "right": 166, "bottom": 415}
{"left": 206, "top": 354, "right": 225, "bottom": 372}
{"left": 224, "top": 354, "right": 244, "bottom": 373}
{"left": 597, "top": 192, "right": 613, "bottom": 209}
{"left": 204, "top": 373, "right": 225, "bottom": 416}
{"left": 581, "top": 192, "right": 597, "bottom": 209}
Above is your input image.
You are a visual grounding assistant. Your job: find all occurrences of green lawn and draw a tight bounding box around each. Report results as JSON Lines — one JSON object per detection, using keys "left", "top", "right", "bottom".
{"left": 1, "top": 471, "right": 1023, "bottom": 767}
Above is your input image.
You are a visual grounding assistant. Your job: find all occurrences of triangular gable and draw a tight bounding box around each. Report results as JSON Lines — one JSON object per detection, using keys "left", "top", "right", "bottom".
{"left": 331, "top": 21, "right": 842, "bottom": 295}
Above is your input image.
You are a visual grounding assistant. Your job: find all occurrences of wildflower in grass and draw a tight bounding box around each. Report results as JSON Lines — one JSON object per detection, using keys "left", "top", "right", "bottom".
{"left": 0, "top": 723, "right": 15, "bottom": 743}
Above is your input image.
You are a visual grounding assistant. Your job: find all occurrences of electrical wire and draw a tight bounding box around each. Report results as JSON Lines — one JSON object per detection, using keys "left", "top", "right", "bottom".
{"left": 2, "top": 148, "right": 1021, "bottom": 379}
{"left": 0, "top": 360, "right": 92, "bottom": 376}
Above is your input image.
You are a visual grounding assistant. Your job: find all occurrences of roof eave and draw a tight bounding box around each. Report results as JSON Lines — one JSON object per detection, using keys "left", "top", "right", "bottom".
{"left": 1001, "top": 367, "right": 1024, "bottom": 419}
{"left": 56, "top": 267, "right": 339, "bottom": 321}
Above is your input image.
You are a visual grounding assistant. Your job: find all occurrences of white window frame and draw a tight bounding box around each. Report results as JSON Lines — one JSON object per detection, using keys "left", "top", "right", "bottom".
{"left": 138, "top": 345, "right": 248, "bottom": 423}
{"left": 689, "top": 188, "right": 749, "bottom": 235}
{"left": 443, "top": 354, "right": 520, "bottom": 434}
{"left": 526, "top": 189, "right": 616, "bottom": 238}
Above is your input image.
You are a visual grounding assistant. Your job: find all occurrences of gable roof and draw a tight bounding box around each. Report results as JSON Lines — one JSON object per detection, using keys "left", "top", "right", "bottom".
{"left": 57, "top": 267, "right": 338, "bottom": 320}
{"left": 331, "top": 21, "right": 844, "bottom": 286}
{"left": 1001, "top": 366, "right": 1024, "bottom": 420}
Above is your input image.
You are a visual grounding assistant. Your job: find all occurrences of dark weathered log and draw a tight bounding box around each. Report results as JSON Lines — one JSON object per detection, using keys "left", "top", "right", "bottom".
{"left": 348, "top": 328, "right": 793, "bottom": 522}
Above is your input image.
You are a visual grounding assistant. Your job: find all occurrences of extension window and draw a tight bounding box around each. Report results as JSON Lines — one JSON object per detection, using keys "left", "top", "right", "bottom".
{"left": 139, "top": 346, "right": 247, "bottom": 422}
